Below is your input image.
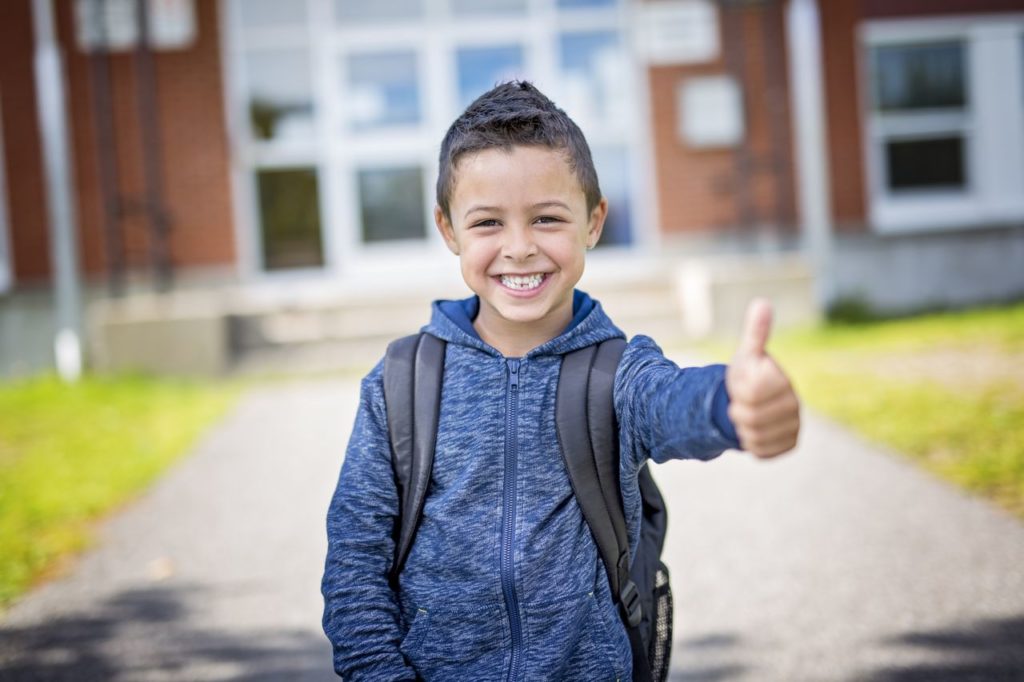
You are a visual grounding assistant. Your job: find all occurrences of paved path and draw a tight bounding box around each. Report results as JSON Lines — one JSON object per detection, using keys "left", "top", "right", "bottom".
{"left": 1, "top": 374, "right": 1023, "bottom": 681}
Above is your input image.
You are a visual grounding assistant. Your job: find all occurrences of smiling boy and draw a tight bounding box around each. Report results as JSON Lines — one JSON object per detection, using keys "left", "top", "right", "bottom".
{"left": 322, "top": 81, "right": 800, "bottom": 681}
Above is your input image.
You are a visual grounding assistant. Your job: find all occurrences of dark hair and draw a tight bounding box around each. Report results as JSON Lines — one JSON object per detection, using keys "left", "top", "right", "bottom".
{"left": 436, "top": 80, "right": 601, "bottom": 221}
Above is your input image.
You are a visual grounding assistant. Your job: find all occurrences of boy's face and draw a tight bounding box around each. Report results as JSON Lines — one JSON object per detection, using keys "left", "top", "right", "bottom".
{"left": 435, "top": 145, "right": 607, "bottom": 339}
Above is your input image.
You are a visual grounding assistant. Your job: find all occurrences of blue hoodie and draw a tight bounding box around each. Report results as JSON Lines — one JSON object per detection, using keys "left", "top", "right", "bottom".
{"left": 322, "top": 292, "right": 739, "bottom": 681}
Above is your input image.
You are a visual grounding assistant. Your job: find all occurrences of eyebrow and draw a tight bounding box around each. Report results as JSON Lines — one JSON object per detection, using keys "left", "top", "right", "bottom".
{"left": 464, "top": 205, "right": 501, "bottom": 220}
{"left": 531, "top": 201, "right": 572, "bottom": 211}
{"left": 463, "top": 201, "right": 571, "bottom": 220}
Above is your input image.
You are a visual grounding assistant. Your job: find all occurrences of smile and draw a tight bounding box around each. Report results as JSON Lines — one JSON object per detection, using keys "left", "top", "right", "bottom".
{"left": 499, "top": 273, "right": 547, "bottom": 291}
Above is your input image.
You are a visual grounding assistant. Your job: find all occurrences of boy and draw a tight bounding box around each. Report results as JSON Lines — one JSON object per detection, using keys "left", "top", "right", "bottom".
{"left": 322, "top": 81, "right": 800, "bottom": 681}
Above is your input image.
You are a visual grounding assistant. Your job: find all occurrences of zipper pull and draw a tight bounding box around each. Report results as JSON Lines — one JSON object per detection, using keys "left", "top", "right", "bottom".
{"left": 508, "top": 359, "right": 520, "bottom": 390}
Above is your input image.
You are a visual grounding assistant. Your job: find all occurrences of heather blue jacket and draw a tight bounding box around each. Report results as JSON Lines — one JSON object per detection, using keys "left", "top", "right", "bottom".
{"left": 322, "top": 292, "right": 738, "bottom": 681}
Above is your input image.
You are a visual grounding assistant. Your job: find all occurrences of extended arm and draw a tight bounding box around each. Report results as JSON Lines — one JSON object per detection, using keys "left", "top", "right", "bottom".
{"left": 614, "top": 335, "right": 739, "bottom": 465}
{"left": 321, "top": 364, "right": 417, "bottom": 681}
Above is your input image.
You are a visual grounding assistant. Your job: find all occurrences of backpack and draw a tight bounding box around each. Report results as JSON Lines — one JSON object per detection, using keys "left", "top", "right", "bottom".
{"left": 382, "top": 332, "right": 673, "bottom": 682}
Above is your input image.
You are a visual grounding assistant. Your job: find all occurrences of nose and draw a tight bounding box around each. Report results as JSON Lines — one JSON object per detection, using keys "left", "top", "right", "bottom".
{"left": 502, "top": 223, "right": 538, "bottom": 261}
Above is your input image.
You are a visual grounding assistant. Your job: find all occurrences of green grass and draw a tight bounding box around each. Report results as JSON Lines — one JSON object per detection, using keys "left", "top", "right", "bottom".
{"left": 0, "top": 374, "right": 240, "bottom": 608}
{"left": 761, "top": 303, "right": 1024, "bottom": 517}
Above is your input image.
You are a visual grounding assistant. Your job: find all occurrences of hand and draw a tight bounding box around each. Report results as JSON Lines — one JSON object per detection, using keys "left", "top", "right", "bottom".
{"left": 725, "top": 299, "right": 800, "bottom": 458}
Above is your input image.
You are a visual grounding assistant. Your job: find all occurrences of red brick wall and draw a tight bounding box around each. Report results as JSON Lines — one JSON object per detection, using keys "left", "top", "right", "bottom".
{"left": 0, "top": 0, "right": 52, "bottom": 283}
{"left": 648, "top": 1, "right": 797, "bottom": 236}
{"left": 0, "top": 0, "right": 235, "bottom": 287}
{"left": 820, "top": 0, "right": 868, "bottom": 232}
{"left": 58, "top": 0, "right": 235, "bottom": 279}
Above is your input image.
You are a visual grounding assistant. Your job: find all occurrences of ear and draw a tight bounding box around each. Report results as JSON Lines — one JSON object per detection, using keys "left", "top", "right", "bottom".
{"left": 585, "top": 198, "right": 608, "bottom": 249}
{"left": 434, "top": 206, "right": 460, "bottom": 255}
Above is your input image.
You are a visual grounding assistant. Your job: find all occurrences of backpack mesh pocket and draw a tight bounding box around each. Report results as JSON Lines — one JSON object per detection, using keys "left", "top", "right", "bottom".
{"left": 648, "top": 562, "right": 673, "bottom": 682}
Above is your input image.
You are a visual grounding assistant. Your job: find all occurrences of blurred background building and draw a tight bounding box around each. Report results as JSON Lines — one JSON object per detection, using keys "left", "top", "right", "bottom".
{"left": 1, "top": 0, "right": 1023, "bottom": 377}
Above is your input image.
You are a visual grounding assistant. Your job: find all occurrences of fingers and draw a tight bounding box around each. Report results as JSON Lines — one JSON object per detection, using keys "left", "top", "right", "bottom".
{"left": 736, "top": 413, "right": 800, "bottom": 458}
{"left": 737, "top": 298, "right": 773, "bottom": 359}
{"left": 729, "top": 387, "right": 800, "bottom": 458}
{"left": 728, "top": 388, "right": 800, "bottom": 430}
{"left": 726, "top": 357, "right": 792, "bottom": 405}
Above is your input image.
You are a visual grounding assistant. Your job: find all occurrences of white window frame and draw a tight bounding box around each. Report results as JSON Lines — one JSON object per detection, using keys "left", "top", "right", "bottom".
{"left": 860, "top": 14, "right": 1024, "bottom": 233}
{"left": 225, "top": 0, "right": 649, "bottom": 283}
{"left": 0, "top": 95, "right": 12, "bottom": 293}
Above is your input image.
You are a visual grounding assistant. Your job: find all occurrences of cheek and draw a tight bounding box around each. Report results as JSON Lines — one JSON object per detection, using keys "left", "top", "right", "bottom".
{"left": 459, "top": 240, "right": 498, "bottom": 275}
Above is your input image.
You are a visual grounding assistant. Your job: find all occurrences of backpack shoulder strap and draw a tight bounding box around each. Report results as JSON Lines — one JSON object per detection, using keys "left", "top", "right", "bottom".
{"left": 383, "top": 332, "right": 446, "bottom": 583}
{"left": 556, "top": 337, "right": 638, "bottom": 624}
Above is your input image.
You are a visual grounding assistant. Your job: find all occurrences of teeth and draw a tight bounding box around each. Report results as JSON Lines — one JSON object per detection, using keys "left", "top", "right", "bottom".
{"left": 501, "top": 273, "right": 544, "bottom": 290}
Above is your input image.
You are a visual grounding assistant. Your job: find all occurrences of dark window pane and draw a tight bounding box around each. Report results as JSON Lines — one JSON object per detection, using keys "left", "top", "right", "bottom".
{"left": 358, "top": 167, "right": 426, "bottom": 242}
{"left": 885, "top": 136, "right": 965, "bottom": 191}
{"left": 873, "top": 42, "right": 965, "bottom": 111}
{"left": 347, "top": 52, "right": 421, "bottom": 130}
{"left": 257, "top": 168, "right": 324, "bottom": 270}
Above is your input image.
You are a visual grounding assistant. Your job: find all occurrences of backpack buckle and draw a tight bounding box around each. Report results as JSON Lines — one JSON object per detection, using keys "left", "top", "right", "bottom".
{"left": 619, "top": 579, "right": 642, "bottom": 628}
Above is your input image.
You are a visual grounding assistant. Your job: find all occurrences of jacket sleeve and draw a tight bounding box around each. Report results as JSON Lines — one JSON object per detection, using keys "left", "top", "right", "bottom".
{"left": 321, "top": 361, "right": 417, "bottom": 681}
{"left": 614, "top": 335, "right": 740, "bottom": 465}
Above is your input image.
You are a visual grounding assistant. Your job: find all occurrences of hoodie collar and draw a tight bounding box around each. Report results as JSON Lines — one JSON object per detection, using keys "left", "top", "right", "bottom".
{"left": 424, "top": 290, "right": 624, "bottom": 358}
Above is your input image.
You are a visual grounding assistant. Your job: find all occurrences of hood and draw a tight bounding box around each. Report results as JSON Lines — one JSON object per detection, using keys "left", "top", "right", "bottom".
{"left": 422, "top": 289, "right": 625, "bottom": 358}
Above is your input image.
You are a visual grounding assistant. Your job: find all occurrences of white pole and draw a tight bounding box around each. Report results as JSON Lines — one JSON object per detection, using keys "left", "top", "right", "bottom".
{"left": 0, "top": 97, "right": 13, "bottom": 294}
{"left": 32, "top": 0, "right": 83, "bottom": 382}
{"left": 785, "top": 0, "right": 835, "bottom": 308}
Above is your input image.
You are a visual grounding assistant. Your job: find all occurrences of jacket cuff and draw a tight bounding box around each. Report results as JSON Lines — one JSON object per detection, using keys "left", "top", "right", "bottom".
{"left": 711, "top": 376, "right": 740, "bottom": 449}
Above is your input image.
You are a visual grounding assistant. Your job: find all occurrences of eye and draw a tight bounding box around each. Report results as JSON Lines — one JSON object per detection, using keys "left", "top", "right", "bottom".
{"left": 534, "top": 215, "right": 564, "bottom": 225}
{"left": 470, "top": 219, "right": 500, "bottom": 228}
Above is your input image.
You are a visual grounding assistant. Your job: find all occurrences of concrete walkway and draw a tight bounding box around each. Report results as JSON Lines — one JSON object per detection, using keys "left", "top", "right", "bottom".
{"left": 1, "top": 373, "right": 1023, "bottom": 681}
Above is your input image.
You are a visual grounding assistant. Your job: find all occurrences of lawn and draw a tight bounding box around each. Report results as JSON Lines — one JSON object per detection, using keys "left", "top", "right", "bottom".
{"left": 0, "top": 374, "right": 239, "bottom": 608}
{"left": 757, "top": 303, "right": 1024, "bottom": 518}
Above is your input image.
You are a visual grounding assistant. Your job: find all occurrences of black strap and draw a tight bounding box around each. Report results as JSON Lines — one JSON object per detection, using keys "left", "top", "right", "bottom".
{"left": 556, "top": 338, "right": 653, "bottom": 681}
{"left": 383, "top": 333, "right": 446, "bottom": 583}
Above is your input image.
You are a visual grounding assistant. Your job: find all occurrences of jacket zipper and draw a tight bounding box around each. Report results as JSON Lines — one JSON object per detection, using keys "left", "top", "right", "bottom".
{"left": 502, "top": 358, "right": 523, "bottom": 681}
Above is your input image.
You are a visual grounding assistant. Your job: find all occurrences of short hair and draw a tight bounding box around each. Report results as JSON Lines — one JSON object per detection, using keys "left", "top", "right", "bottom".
{"left": 436, "top": 80, "right": 601, "bottom": 221}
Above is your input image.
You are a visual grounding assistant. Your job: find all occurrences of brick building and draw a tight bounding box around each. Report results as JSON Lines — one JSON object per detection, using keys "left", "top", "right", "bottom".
{"left": 1, "top": 0, "right": 1023, "bottom": 372}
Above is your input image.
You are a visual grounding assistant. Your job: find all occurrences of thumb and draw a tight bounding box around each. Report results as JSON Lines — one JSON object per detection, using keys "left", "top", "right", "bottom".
{"left": 737, "top": 298, "right": 773, "bottom": 358}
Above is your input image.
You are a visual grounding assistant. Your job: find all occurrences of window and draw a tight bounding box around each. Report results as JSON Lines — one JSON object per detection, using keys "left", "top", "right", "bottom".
{"left": 239, "top": 0, "right": 307, "bottom": 28}
{"left": 345, "top": 51, "right": 421, "bottom": 131}
{"left": 229, "top": 0, "right": 639, "bottom": 277}
{"left": 451, "top": 0, "right": 526, "bottom": 16}
{"left": 257, "top": 168, "right": 324, "bottom": 270}
{"left": 456, "top": 46, "right": 525, "bottom": 109}
{"left": 874, "top": 42, "right": 965, "bottom": 111}
{"left": 334, "top": 0, "right": 423, "bottom": 24}
{"left": 869, "top": 41, "right": 968, "bottom": 195}
{"left": 245, "top": 49, "right": 314, "bottom": 141}
{"left": 557, "top": 0, "right": 615, "bottom": 8}
{"left": 357, "top": 167, "right": 427, "bottom": 243}
{"left": 592, "top": 147, "right": 632, "bottom": 246}
{"left": 558, "top": 31, "right": 623, "bottom": 128}
{"left": 862, "top": 17, "right": 1024, "bottom": 232}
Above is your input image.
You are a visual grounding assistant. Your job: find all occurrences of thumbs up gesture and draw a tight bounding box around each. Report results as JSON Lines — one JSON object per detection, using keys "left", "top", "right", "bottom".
{"left": 725, "top": 299, "right": 800, "bottom": 459}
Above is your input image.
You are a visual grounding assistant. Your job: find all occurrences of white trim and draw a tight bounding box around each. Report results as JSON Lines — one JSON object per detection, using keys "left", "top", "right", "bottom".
{"left": 0, "top": 95, "right": 12, "bottom": 293}
{"left": 220, "top": 0, "right": 256, "bottom": 282}
{"left": 860, "top": 13, "right": 1024, "bottom": 234}
{"left": 786, "top": 0, "right": 834, "bottom": 304}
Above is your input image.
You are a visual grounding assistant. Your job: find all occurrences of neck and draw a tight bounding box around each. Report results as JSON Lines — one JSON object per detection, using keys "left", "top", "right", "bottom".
{"left": 473, "top": 300, "right": 573, "bottom": 358}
